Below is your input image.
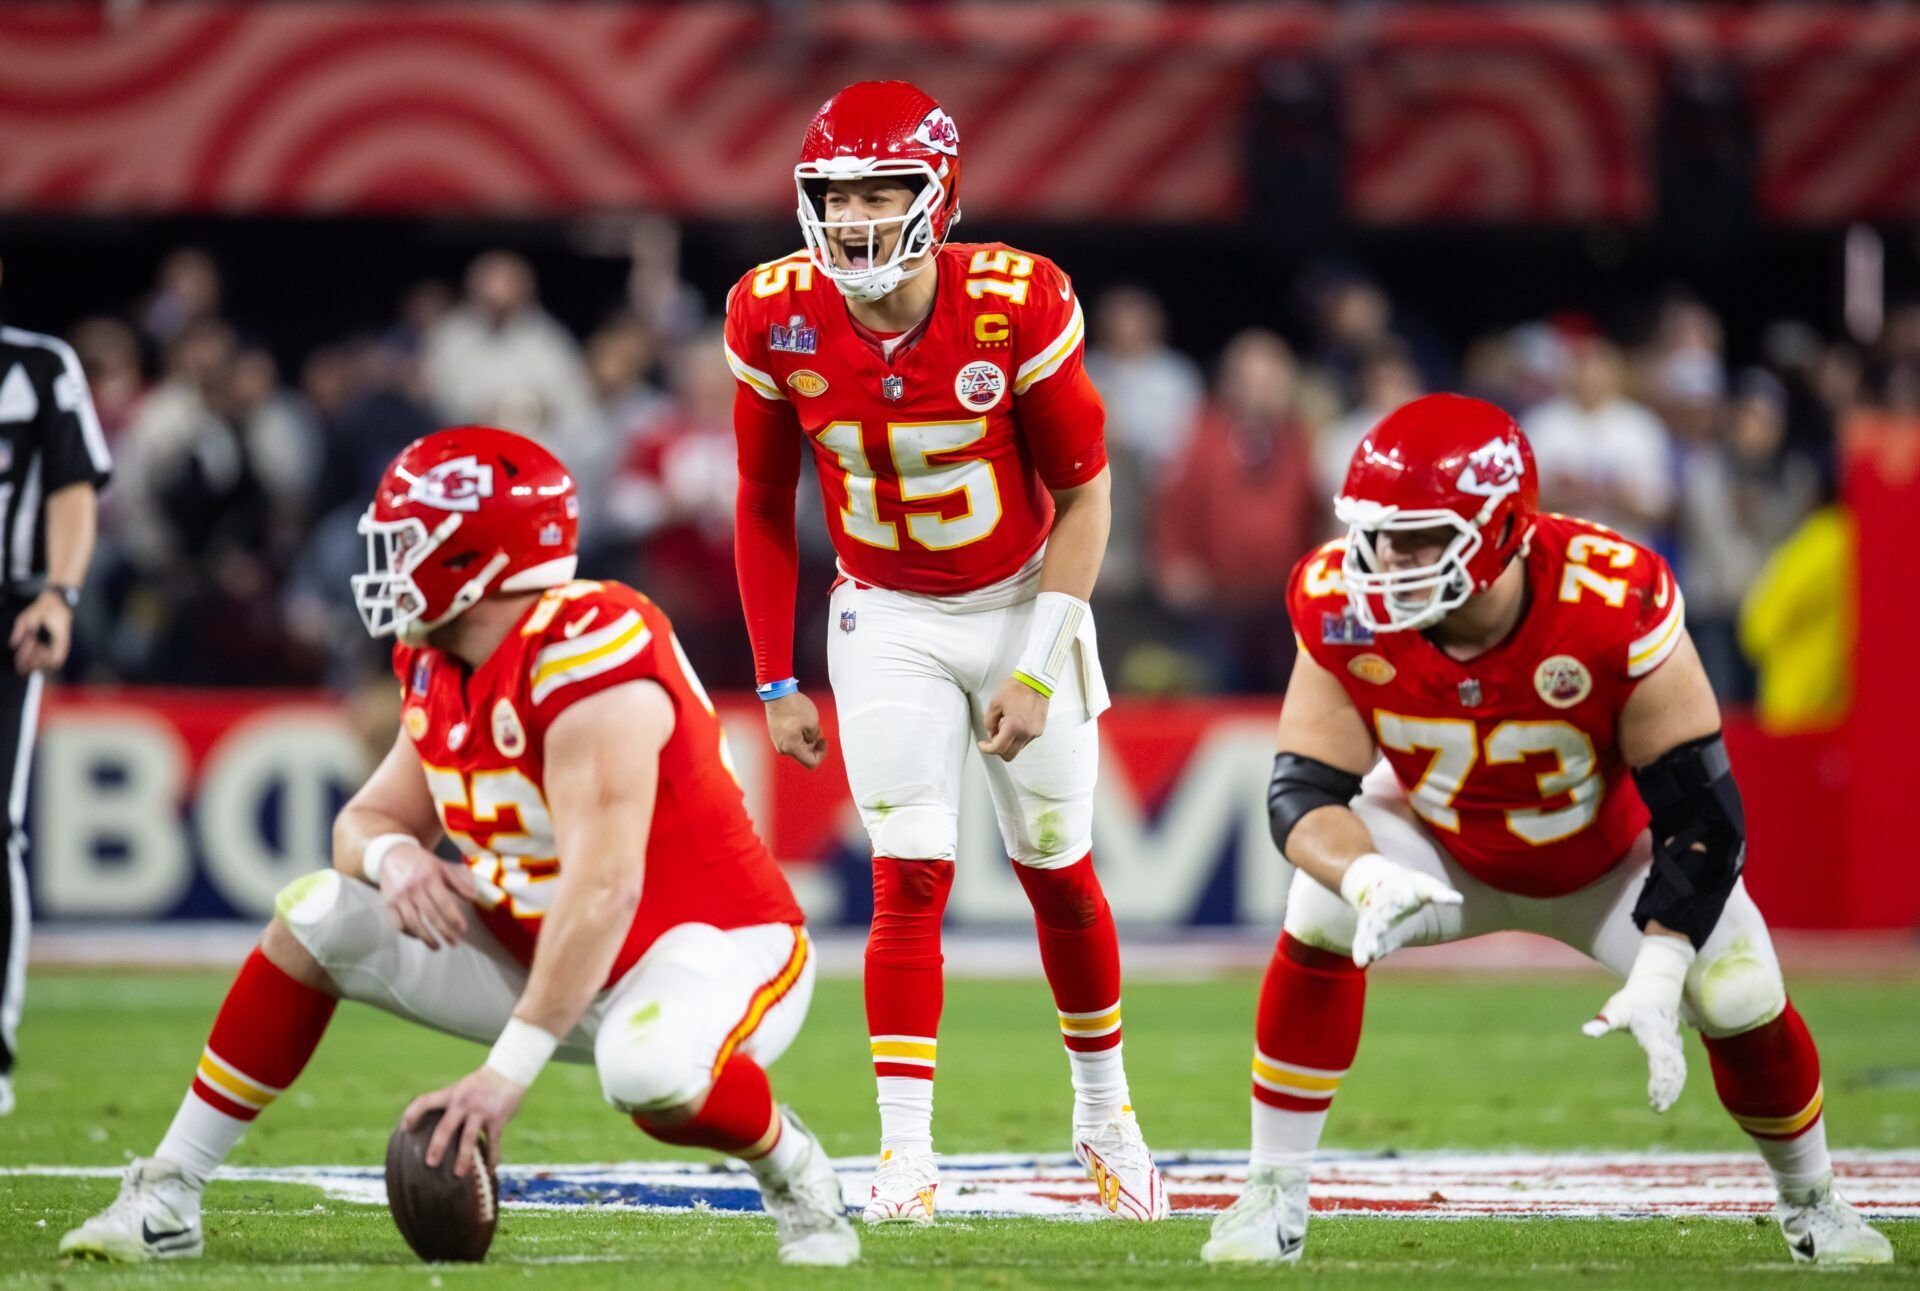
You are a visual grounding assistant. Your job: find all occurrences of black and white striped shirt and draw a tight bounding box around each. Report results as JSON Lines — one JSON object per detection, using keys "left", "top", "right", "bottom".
{"left": 0, "top": 326, "right": 112, "bottom": 594}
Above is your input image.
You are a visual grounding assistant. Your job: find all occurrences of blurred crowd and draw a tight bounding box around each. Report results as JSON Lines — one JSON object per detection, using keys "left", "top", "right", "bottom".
{"left": 41, "top": 238, "right": 1920, "bottom": 705}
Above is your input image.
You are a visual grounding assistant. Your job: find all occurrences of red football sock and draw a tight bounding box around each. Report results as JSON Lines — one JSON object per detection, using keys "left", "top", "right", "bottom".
{"left": 1249, "top": 933, "right": 1366, "bottom": 1169}
{"left": 189, "top": 946, "right": 337, "bottom": 1122}
{"left": 865, "top": 857, "right": 952, "bottom": 1152}
{"left": 156, "top": 945, "right": 338, "bottom": 1182}
{"left": 1703, "top": 1001, "right": 1831, "bottom": 1191}
{"left": 632, "top": 1054, "right": 782, "bottom": 1159}
{"left": 1012, "top": 853, "right": 1129, "bottom": 1116}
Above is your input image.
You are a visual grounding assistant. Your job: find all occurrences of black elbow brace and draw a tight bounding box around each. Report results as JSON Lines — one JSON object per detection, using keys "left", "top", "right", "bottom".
{"left": 1630, "top": 732, "right": 1746, "bottom": 949}
{"left": 1268, "top": 753, "right": 1364, "bottom": 855}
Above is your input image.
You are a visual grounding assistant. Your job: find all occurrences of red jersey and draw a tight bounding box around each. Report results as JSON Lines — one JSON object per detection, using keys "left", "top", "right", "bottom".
{"left": 1287, "top": 513, "right": 1688, "bottom": 898}
{"left": 726, "top": 242, "right": 1107, "bottom": 601}
{"left": 393, "top": 580, "right": 802, "bottom": 983}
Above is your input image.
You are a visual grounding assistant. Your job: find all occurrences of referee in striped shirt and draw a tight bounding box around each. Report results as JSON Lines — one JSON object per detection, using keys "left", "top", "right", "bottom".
{"left": 0, "top": 259, "right": 112, "bottom": 1116}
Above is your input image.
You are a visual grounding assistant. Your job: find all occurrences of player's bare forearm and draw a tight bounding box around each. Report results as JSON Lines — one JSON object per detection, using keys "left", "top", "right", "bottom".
{"left": 333, "top": 731, "right": 444, "bottom": 880}
{"left": 1038, "top": 467, "right": 1110, "bottom": 600}
{"left": 1276, "top": 647, "right": 1381, "bottom": 894}
{"left": 515, "top": 680, "right": 672, "bottom": 1037}
{"left": 1285, "top": 804, "right": 1382, "bottom": 897}
{"left": 513, "top": 863, "right": 641, "bottom": 1038}
{"left": 42, "top": 482, "right": 97, "bottom": 588}
{"left": 1618, "top": 630, "right": 1722, "bottom": 768}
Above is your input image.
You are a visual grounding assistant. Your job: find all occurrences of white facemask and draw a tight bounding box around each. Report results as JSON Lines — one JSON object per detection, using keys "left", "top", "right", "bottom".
{"left": 794, "top": 160, "right": 951, "bottom": 302}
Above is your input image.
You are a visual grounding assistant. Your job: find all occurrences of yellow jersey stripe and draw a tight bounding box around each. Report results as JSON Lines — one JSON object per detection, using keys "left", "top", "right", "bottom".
{"left": 724, "top": 342, "right": 784, "bottom": 401}
{"left": 1013, "top": 300, "right": 1085, "bottom": 392}
{"left": 1627, "top": 587, "right": 1687, "bottom": 677}
{"left": 528, "top": 618, "right": 652, "bottom": 705}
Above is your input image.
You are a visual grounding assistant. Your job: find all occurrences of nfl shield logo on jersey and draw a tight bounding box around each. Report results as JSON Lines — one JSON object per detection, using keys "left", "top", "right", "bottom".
{"left": 881, "top": 374, "right": 905, "bottom": 402}
{"left": 1457, "top": 678, "right": 1483, "bottom": 707}
{"left": 769, "top": 314, "right": 817, "bottom": 354}
{"left": 840, "top": 609, "right": 857, "bottom": 634}
{"left": 954, "top": 360, "right": 1007, "bottom": 412}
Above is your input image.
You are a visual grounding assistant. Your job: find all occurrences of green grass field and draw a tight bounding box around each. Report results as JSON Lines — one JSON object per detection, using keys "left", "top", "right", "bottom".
{"left": 3, "top": 965, "right": 1915, "bottom": 1288}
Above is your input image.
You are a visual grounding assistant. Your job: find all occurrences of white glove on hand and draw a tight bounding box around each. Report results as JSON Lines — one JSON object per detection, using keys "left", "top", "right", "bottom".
{"left": 1582, "top": 933, "right": 1695, "bottom": 1113}
{"left": 1339, "top": 852, "right": 1464, "bottom": 969}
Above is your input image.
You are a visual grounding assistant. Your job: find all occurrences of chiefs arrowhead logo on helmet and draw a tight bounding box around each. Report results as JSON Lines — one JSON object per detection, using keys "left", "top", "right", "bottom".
{"left": 912, "top": 108, "right": 960, "bottom": 156}
{"left": 408, "top": 455, "right": 495, "bottom": 513}
{"left": 1456, "top": 438, "right": 1527, "bottom": 500}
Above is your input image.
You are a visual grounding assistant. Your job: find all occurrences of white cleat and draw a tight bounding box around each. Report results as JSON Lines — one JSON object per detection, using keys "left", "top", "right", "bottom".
{"left": 58, "top": 1158, "right": 204, "bottom": 1262}
{"left": 1073, "top": 1107, "right": 1168, "bottom": 1221}
{"left": 1776, "top": 1177, "right": 1894, "bottom": 1265}
{"left": 1202, "top": 1165, "right": 1309, "bottom": 1264}
{"left": 861, "top": 1149, "right": 938, "bottom": 1225}
{"left": 757, "top": 1112, "right": 859, "bottom": 1267}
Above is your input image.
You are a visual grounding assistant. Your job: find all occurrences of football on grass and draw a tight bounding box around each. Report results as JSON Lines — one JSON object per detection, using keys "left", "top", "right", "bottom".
{"left": 384, "top": 1108, "right": 498, "bottom": 1262}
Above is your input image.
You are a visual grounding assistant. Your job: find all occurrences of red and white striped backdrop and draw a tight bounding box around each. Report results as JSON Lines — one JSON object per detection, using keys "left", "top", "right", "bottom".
{"left": 0, "top": 3, "right": 1914, "bottom": 225}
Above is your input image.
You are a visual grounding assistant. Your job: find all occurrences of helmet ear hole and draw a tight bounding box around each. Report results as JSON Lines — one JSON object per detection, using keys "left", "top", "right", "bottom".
{"left": 1498, "top": 515, "right": 1514, "bottom": 547}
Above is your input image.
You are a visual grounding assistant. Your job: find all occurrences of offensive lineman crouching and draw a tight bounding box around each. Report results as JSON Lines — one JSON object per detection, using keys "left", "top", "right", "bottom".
{"left": 1203, "top": 395, "right": 1891, "bottom": 1267}
{"left": 61, "top": 427, "right": 857, "bottom": 1266}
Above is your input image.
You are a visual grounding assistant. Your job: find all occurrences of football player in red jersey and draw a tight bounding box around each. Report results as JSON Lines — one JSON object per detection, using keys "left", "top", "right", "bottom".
{"left": 1202, "top": 395, "right": 1891, "bottom": 1267}
{"left": 60, "top": 428, "right": 858, "bottom": 1267}
{"left": 727, "top": 81, "right": 1165, "bottom": 1223}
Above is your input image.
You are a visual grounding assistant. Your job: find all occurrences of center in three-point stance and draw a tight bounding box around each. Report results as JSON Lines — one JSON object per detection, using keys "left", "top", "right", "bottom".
{"left": 727, "top": 80, "right": 1167, "bottom": 1224}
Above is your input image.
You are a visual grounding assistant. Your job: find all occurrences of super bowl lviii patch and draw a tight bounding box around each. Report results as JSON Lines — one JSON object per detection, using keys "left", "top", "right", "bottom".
{"left": 1321, "top": 610, "right": 1374, "bottom": 646}
{"left": 769, "top": 315, "right": 817, "bottom": 354}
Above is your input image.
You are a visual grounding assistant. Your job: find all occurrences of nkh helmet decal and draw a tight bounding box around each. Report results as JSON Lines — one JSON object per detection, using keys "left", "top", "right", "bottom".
{"left": 352, "top": 425, "right": 578, "bottom": 645}
{"left": 795, "top": 80, "right": 962, "bottom": 303}
{"left": 1335, "top": 394, "right": 1537, "bottom": 633}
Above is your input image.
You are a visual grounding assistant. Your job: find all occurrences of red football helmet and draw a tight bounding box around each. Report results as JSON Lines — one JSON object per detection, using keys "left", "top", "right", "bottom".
{"left": 1335, "top": 393, "right": 1538, "bottom": 632}
{"left": 795, "top": 80, "right": 962, "bottom": 302}
{"left": 352, "top": 426, "right": 578, "bottom": 644}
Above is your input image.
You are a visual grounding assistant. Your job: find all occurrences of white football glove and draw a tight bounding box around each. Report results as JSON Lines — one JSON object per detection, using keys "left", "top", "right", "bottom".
{"left": 1339, "top": 853, "right": 1464, "bottom": 969}
{"left": 1582, "top": 933, "right": 1695, "bottom": 1113}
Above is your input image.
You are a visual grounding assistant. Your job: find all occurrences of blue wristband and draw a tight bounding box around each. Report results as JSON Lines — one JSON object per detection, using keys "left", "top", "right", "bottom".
{"left": 757, "top": 677, "right": 800, "bottom": 701}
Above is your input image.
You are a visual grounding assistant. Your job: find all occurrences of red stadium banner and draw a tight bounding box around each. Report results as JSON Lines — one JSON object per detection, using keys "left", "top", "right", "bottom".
{"left": 22, "top": 687, "right": 1902, "bottom": 931}
{"left": 0, "top": 3, "right": 1914, "bottom": 225}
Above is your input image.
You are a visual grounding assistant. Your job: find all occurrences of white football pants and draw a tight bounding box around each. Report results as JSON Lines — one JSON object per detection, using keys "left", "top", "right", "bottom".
{"left": 276, "top": 869, "right": 814, "bottom": 1112}
{"left": 826, "top": 571, "right": 1110, "bottom": 868}
{"left": 1281, "top": 763, "right": 1789, "bottom": 1037}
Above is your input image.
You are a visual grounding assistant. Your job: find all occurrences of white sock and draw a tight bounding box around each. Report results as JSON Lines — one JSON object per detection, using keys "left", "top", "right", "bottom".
{"left": 1069, "top": 1042, "right": 1131, "bottom": 1130}
{"left": 155, "top": 1093, "right": 246, "bottom": 1186}
{"left": 748, "top": 1114, "right": 810, "bottom": 1184}
{"left": 1249, "top": 1099, "right": 1326, "bottom": 1174}
{"left": 1755, "top": 1118, "right": 1833, "bottom": 1196}
{"left": 875, "top": 1076, "right": 934, "bottom": 1156}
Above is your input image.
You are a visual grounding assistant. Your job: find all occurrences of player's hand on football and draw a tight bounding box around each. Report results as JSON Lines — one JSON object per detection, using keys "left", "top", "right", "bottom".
{"left": 1339, "top": 852, "right": 1463, "bottom": 968}
{"left": 978, "top": 676, "right": 1047, "bottom": 762}
{"left": 765, "top": 691, "right": 827, "bottom": 769}
{"left": 381, "top": 846, "right": 478, "bottom": 951}
{"left": 406, "top": 1066, "right": 523, "bottom": 1176}
{"left": 1582, "top": 931, "right": 1694, "bottom": 1113}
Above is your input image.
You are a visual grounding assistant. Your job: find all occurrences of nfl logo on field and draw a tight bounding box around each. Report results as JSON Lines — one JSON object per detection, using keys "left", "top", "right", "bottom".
{"left": 840, "top": 609, "right": 857, "bottom": 634}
